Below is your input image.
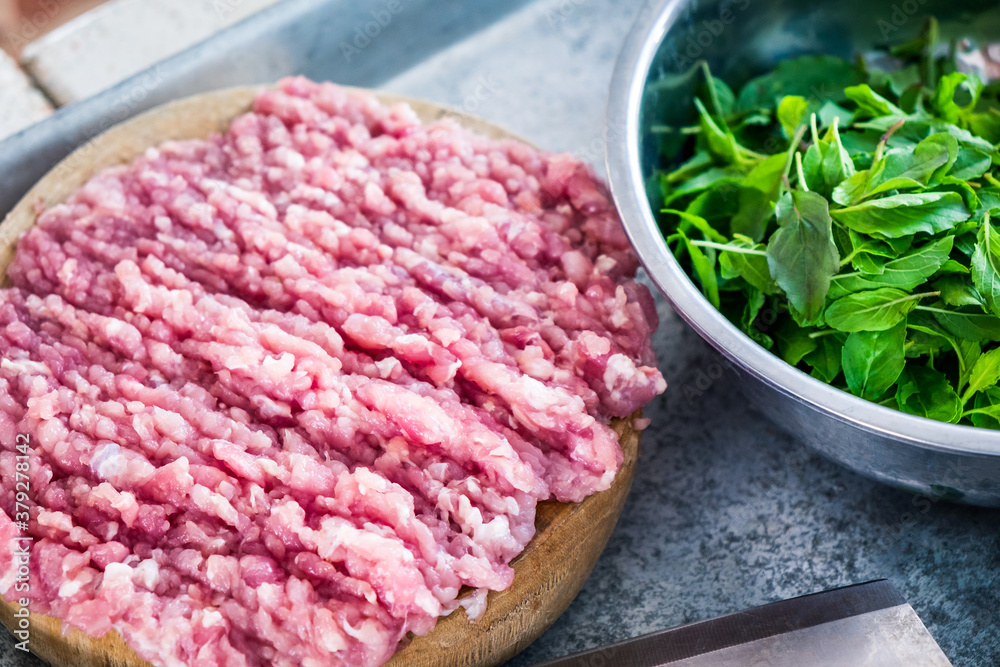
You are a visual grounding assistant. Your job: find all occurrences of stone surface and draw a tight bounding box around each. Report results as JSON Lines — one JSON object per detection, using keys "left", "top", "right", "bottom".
{"left": 0, "top": 49, "right": 51, "bottom": 142}
{"left": 383, "top": 0, "right": 621, "bottom": 174}
{"left": 20, "top": 0, "right": 283, "bottom": 105}
{"left": 2, "top": 1, "right": 999, "bottom": 666}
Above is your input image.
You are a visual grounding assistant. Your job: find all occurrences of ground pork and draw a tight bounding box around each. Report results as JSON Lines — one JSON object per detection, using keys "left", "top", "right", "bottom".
{"left": 0, "top": 78, "right": 665, "bottom": 667}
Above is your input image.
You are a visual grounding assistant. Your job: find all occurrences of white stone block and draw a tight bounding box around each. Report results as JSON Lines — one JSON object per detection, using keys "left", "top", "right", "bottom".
{"left": 0, "top": 49, "right": 52, "bottom": 141}
{"left": 21, "top": 0, "right": 282, "bottom": 106}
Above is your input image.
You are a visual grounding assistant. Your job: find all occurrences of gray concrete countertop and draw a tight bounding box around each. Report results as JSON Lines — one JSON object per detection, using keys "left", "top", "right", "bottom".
{"left": 2, "top": 1, "right": 998, "bottom": 666}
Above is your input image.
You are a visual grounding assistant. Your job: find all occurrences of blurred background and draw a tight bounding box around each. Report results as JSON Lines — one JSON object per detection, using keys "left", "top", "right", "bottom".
{"left": 0, "top": 0, "right": 278, "bottom": 141}
{"left": 0, "top": 0, "right": 105, "bottom": 57}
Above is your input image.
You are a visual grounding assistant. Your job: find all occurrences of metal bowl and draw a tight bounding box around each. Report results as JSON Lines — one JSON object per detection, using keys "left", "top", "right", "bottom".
{"left": 607, "top": 0, "right": 1000, "bottom": 506}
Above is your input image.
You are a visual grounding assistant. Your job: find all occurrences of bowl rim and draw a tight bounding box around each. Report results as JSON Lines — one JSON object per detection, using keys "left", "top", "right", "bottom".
{"left": 605, "top": 0, "right": 1000, "bottom": 457}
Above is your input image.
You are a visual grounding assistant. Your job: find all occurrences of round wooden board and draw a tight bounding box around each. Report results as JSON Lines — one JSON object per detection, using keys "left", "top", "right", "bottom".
{"left": 0, "top": 86, "right": 641, "bottom": 667}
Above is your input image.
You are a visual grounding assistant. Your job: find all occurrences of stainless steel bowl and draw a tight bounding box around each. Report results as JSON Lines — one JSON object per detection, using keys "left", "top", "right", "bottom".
{"left": 607, "top": 0, "right": 1000, "bottom": 505}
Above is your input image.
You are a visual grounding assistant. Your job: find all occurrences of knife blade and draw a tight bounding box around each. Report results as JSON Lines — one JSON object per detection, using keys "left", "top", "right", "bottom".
{"left": 532, "top": 580, "right": 952, "bottom": 667}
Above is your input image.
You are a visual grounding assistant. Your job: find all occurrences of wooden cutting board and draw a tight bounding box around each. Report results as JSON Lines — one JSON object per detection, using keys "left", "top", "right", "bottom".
{"left": 0, "top": 87, "right": 641, "bottom": 667}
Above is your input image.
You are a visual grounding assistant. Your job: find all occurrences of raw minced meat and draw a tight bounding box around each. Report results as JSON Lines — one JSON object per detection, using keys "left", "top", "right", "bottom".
{"left": 0, "top": 78, "right": 665, "bottom": 667}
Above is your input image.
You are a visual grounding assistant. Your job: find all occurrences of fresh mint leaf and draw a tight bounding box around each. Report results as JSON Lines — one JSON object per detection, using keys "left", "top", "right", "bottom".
{"left": 831, "top": 191, "right": 969, "bottom": 238}
{"left": 777, "top": 96, "right": 809, "bottom": 138}
{"left": 967, "top": 387, "right": 1000, "bottom": 429}
{"left": 968, "top": 109, "right": 1000, "bottom": 143}
{"left": 803, "top": 118, "right": 856, "bottom": 197}
{"left": 805, "top": 334, "right": 844, "bottom": 383}
{"left": 949, "top": 147, "right": 993, "bottom": 181}
{"left": 937, "top": 176, "right": 981, "bottom": 211}
{"left": 695, "top": 98, "right": 741, "bottom": 164}
{"left": 700, "top": 63, "right": 736, "bottom": 117}
{"left": 962, "top": 346, "right": 1000, "bottom": 403}
{"left": 932, "top": 72, "right": 983, "bottom": 124}
{"left": 677, "top": 229, "right": 720, "bottom": 309}
{"left": 719, "top": 237, "right": 779, "bottom": 294}
{"left": 684, "top": 186, "right": 741, "bottom": 228}
{"left": 842, "top": 320, "right": 907, "bottom": 400}
{"left": 662, "top": 208, "right": 729, "bottom": 244}
{"left": 971, "top": 216, "right": 1000, "bottom": 318}
{"left": 817, "top": 101, "right": 854, "bottom": 129}
{"left": 930, "top": 307, "right": 1000, "bottom": 342}
{"left": 977, "top": 189, "right": 1000, "bottom": 220}
{"left": 824, "top": 287, "right": 923, "bottom": 332}
{"left": 841, "top": 133, "right": 961, "bottom": 205}
{"left": 766, "top": 191, "right": 840, "bottom": 320}
{"left": 735, "top": 55, "right": 864, "bottom": 113}
{"left": 821, "top": 119, "right": 857, "bottom": 190}
{"left": 730, "top": 153, "right": 787, "bottom": 242}
{"left": 845, "top": 230, "right": 896, "bottom": 274}
{"left": 742, "top": 288, "right": 774, "bottom": 348}
{"left": 774, "top": 318, "right": 818, "bottom": 365}
{"left": 844, "top": 84, "right": 905, "bottom": 118}
{"left": 896, "top": 366, "right": 963, "bottom": 423}
{"left": 828, "top": 236, "right": 953, "bottom": 296}
{"left": 957, "top": 339, "right": 983, "bottom": 393}
{"left": 934, "top": 274, "right": 986, "bottom": 308}
{"left": 663, "top": 166, "right": 742, "bottom": 206}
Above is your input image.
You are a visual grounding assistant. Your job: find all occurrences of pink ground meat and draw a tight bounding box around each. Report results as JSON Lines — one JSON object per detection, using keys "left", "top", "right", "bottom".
{"left": 0, "top": 78, "right": 665, "bottom": 667}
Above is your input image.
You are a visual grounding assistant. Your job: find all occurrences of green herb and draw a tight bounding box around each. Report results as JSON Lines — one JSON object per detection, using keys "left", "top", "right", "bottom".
{"left": 831, "top": 192, "right": 969, "bottom": 238}
{"left": 824, "top": 288, "right": 929, "bottom": 332}
{"left": 971, "top": 215, "right": 1000, "bottom": 317}
{"left": 963, "top": 346, "right": 1000, "bottom": 403}
{"left": 829, "top": 236, "right": 953, "bottom": 297}
{"left": 766, "top": 190, "right": 839, "bottom": 320}
{"left": 842, "top": 321, "right": 907, "bottom": 401}
{"left": 896, "top": 366, "right": 963, "bottom": 423}
{"left": 652, "top": 18, "right": 1000, "bottom": 427}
